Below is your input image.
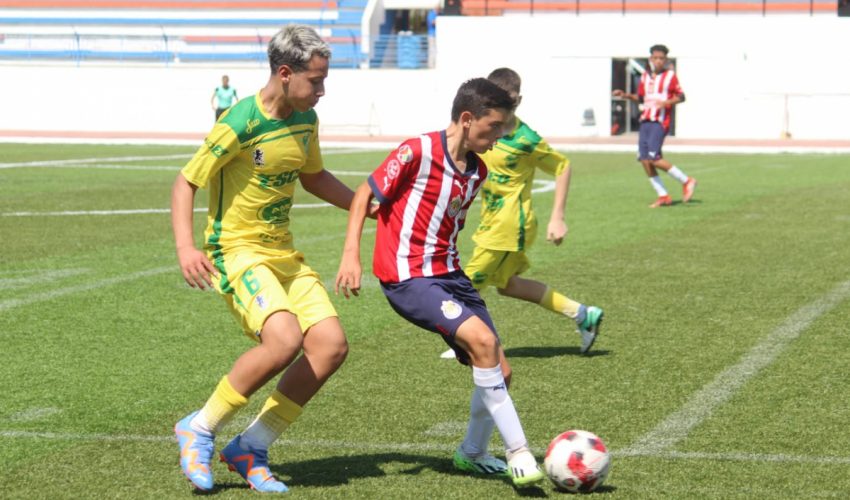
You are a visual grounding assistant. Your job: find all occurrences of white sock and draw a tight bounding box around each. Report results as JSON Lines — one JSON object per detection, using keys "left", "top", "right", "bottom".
{"left": 649, "top": 176, "right": 668, "bottom": 196}
{"left": 461, "top": 387, "right": 496, "bottom": 457}
{"left": 472, "top": 365, "right": 528, "bottom": 453}
{"left": 239, "top": 418, "right": 278, "bottom": 451}
{"left": 189, "top": 411, "right": 214, "bottom": 435}
{"left": 667, "top": 166, "right": 689, "bottom": 183}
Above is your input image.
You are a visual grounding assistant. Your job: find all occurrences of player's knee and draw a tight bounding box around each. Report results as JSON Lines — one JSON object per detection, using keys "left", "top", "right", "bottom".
{"left": 326, "top": 338, "right": 349, "bottom": 369}
{"left": 466, "top": 329, "right": 499, "bottom": 356}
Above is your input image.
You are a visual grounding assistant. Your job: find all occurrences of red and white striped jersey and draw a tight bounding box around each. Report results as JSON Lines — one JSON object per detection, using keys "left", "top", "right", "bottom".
{"left": 638, "top": 69, "right": 684, "bottom": 132}
{"left": 368, "top": 130, "right": 487, "bottom": 284}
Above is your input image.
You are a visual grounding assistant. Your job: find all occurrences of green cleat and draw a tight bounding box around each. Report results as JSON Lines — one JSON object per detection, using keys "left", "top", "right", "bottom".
{"left": 577, "top": 306, "right": 604, "bottom": 354}
{"left": 453, "top": 446, "right": 508, "bottom": 475}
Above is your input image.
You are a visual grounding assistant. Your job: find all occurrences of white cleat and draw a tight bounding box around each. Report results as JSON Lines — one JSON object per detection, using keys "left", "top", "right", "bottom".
{"left": 506, "top": 448, "right": 545, "bottom": 487}
{"left": 440, "top": 348, "right": 456, "bottom": 359}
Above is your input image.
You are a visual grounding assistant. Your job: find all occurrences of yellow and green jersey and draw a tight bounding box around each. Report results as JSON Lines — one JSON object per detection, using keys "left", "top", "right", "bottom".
{"left": 472, "top": 118, "right": 568, "bottom": 252}
{"left": 181, "top": 92, "right": 323, "bottom": 258}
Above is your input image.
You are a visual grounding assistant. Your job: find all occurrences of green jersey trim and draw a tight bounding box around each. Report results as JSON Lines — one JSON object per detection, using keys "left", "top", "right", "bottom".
{"left": 221, "top": 95, "right": 318, "bottom": 144}
{"left": 207, "top": 170, "right": 233, "bottom": 294}
{"left": 497, "top": 120, "right": 542, "bottom": 154}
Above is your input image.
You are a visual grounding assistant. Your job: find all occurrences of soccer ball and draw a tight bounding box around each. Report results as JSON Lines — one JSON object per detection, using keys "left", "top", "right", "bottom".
{"left": 544, "top": 429, "right": 611, "bottom": 493}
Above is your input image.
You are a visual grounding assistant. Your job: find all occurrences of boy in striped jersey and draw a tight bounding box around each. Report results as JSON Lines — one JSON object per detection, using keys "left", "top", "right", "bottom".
{"left": 336, "top": 78, "right": 545, "bottom": 487}
{"left": 445, "top": 67, "right": 603, "bottom": 357}
{"left": 613, "top": 44, "right": 697, "bottom": 208}
{"left": 171, "top": 25, "right": 360, "bottom": 494}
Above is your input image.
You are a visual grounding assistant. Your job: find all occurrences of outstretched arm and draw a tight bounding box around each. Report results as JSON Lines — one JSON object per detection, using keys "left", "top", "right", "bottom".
{"left": 335, "top": 181, "right": 374, "bottom": 299}
{"left": 300, "top": 169, "right": 356, "bottom": 210}
{"left": 547, "top": 166, "right": 571, "bottom": 246}
{"left": 171, "top": 173, "right": 218, "bottom": 289}
{"left": 612, "top": 89, "right": 641, "bottom": 103}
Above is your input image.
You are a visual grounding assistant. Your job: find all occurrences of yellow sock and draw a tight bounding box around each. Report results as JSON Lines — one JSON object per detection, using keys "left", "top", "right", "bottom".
{"left": 196, "top": 375, "right": 249, "bottom": 434}
{"left": 240, "top": 390, "right": 304, "bottom": 450}
{"left": 539, "top": 287, "right": 581, "bottom": 319}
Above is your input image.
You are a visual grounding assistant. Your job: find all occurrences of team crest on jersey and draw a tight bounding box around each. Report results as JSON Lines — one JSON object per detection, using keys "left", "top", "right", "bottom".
{"left": 396, "top": 144, "right": 414, "bottom": 164}
{"left": 441, "top": 300, "right": 462, "bottom": 320}
{"left": 447, "top": 194, "right": 463, "bottom": 217}
{"left": 253, "top": 148, "right": 265, "bottom": 167}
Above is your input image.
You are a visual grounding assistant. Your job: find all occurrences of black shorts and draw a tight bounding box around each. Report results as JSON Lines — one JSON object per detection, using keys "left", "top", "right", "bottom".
{"left": 637, "top": 120, "right": 666, "bottom": 161}
{"left": 380, "top": 271, "right": 499, "bottom": 364}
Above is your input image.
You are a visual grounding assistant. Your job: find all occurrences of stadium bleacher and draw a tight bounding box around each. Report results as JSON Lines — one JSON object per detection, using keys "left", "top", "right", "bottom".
{"left": 0, "top": 0, "right": 836, "bottom": 67}
{"left": 0, "top": 0, "right": 366, "bottom": 67}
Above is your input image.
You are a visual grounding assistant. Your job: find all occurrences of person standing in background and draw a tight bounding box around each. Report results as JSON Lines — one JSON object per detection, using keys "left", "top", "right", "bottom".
{"left": 211, "top": 74, "right": 238, "bottom": 121}
{"left": 613, "top": 44, "right": 696, "bottom": 208}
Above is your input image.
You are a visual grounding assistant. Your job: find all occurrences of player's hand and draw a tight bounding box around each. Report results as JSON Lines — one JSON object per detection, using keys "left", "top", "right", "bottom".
{"left": 612, "top": 89, "right": 624, "bottom": 97}
{"left": 547, "top": 220, "right": 568, "bottom": 246}
{"left": 177, "top": 246, "right": 218, "bottom": 290}
{"left": 335, "top": 256, "right": 362, "bottom": 299}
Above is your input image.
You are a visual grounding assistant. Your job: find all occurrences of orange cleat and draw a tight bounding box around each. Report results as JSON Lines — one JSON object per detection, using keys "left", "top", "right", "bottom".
{"left": 683, "top": 177, "right": 697, "bottom": 203}
{"left": 649, "top": 195, "right": 673, "bottom": 208}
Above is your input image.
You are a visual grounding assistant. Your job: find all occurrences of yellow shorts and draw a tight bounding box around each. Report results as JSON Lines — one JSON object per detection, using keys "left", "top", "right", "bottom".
{"left": 464, "top": 246, "right": 530, "bottom": 291}
{"left": 211, "top": 250, "right": 337, "bottom": 341}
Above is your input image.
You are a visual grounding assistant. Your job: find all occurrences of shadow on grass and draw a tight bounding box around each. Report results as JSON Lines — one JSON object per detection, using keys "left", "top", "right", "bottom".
{"left": 504, "top": 346, "right": 610, "bottom": 358}
{"left": 270, "top": 451, "right": 512, "bottom": 488}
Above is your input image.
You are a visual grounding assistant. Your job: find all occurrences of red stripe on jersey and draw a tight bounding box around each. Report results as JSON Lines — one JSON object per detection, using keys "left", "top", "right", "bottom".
{"left": 370, "top": 130, "right": 487, "bottom": 283}
{"left": 638, "top": 69, "right": 683, "bottom": 132}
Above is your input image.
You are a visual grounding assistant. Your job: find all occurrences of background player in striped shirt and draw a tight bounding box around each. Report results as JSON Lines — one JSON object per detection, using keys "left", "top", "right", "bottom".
{"left": 613, "top": 44, "right": 697, "bottom": 208}
{"left": 335, "top": 78, "right": 546, "bottom": 487}
{"left": 440, "top": 67, "right": 603, "bottom": 359}
{"left": 171, "top": 25, "right": 360, "bottom": 494}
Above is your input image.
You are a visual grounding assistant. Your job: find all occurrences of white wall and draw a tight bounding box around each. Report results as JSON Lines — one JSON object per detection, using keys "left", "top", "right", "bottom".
{"left": 0, "top": 15, "right": 846, "bottom": 141}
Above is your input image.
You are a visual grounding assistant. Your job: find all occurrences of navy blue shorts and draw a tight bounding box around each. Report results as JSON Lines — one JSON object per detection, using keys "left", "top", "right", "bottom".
{"left": 637, "top": 121, "right": 666, "bottom": 161}
{"left": 380, "top": 271, "right": 499, "bottom": 365}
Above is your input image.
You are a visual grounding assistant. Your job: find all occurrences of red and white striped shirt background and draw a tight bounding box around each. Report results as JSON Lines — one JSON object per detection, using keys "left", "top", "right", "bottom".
{"left": 368, "top": 130, "right": 487, "bottom": 284}
{"left": 638, "top": 69, "right": 684, "bottom": 132}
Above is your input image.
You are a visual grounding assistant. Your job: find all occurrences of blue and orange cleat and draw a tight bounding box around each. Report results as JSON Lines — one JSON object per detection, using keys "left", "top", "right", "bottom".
{"left": 174, "top": 411, "right": 215, "bottom": 491}
{"left": 220, "top": 435, "right": 289, "bottom": 493}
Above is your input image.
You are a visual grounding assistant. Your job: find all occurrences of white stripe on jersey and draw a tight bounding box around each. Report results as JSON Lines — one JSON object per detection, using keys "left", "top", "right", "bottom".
{"left": 445, "top": 165, "right": 481, "bottom": 272}
{"left": 396, "top": 134, "right": 432, "bottom": 282}
{"left": 421, "top": 155, "right": 453, "bottom": 276}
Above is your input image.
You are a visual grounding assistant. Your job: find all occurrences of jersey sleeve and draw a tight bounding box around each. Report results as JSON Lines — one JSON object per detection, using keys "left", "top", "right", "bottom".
{"left": 533, "top": 138, "right": 569, "bottom": 177}
{"left": 669, "top": 73, "right": 684, "bottom": 99}
{"left": 181, "top": 122, "right": 240, "bottom": 188}
{"left": 300, "top": 117, "right": 324, "bottom": 174}
{"left": 368, "top": 138, "right": 420, "bottom": 204}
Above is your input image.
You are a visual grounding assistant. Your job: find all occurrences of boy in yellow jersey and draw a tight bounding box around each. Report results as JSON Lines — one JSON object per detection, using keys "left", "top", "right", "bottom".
{"left": 171, "top": 25, "right": 360, "bottom": 493}
{"left": 442, "top": 68, "right": 603, "bottom": 359}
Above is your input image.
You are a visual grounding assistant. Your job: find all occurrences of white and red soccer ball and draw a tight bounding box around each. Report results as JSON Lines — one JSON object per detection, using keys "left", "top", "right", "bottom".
{"left": 544, "top": 429, "right": 611, "bottom": 493}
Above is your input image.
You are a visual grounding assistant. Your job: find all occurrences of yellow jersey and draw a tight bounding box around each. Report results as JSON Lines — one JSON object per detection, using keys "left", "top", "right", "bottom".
{"left": 181, "top": 92, "right": 323, "bottom": 258}
{"left": 472, "top": 118, "right": 568, "bottom": 252}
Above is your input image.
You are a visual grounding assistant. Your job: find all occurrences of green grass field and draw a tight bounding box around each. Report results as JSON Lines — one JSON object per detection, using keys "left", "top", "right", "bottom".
{"left": 1, "top": 143, "right": 849, "bottom": 499}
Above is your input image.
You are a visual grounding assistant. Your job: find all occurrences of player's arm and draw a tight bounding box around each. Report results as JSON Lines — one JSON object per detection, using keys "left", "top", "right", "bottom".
{"left": 335, "top": 181, "right": 374, "bottom": 299}
{"left": 299, "top": 169, "right": 355, "bottom": 210}
{"left": 548, "top": 165, "right": 571, "bottom": 246}
{"left": 210, "top": 89, "right": 217, "bottom": 110}
{"left": 612, "top": 89, "right": 641, "bottom": 103}
{"left": 171, "top": 173, "right": 218, "bottom": 290}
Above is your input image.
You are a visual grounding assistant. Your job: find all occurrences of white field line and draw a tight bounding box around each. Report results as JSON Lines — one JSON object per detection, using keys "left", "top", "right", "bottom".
{"left": 1, "top": 176, "right": 554, "bottom": 217}
{"left": 0, "top": 154, "right": 192, "bottom": 169}
{"left": 0, "top": 149, "right": 373, "bottom": 170}
{"left": 0, "top": 268, "right": 89, "bottom": 289}
{"left": 0, "top": 226, "right": 373, "bottom": 312}
{"left": 1, "top": 429, "right": 849, "bottom": 465}
{"left": 0, "top": 266, "right": 174, "bottom": 312}
{"left": 620, "top": 279, "right": 850, "bottom": 456}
